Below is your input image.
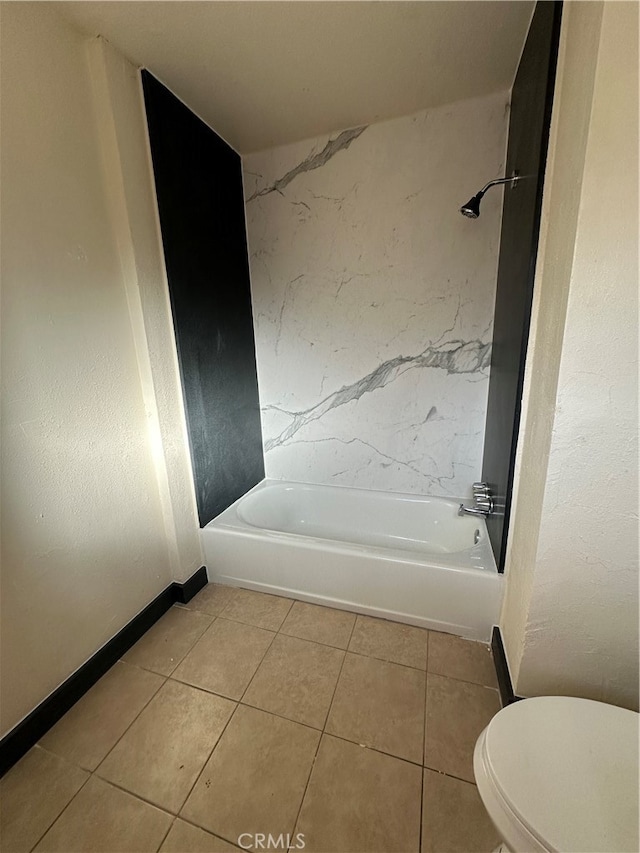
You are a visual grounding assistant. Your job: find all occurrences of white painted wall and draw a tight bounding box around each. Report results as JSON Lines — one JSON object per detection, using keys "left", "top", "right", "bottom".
{"left": 501, "top": 0, "right": 639, "bottom": 710}
{"left": 244, "top": 93, "right": 509, "bottom": 498}
{"left": 87, "top": 37, "right": 202, "bottom": 583}
{"left": 0, "top": 4, "right": 201, "bottom": 736}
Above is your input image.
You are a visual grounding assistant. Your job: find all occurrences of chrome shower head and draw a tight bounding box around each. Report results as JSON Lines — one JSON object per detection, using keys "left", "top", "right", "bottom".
{"left": 460, "top": 173, "right": 522, "bottom": 219}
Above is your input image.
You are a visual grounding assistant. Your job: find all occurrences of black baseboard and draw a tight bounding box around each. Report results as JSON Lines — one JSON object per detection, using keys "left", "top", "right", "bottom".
{"left": 0, "top": 566, "right": 208, "bottom": 778}
{"left": 491, "top": 625, "right": 523, "bottom": 707}
{"left": 172, "top": 565, "right": 208, "bottom": 604}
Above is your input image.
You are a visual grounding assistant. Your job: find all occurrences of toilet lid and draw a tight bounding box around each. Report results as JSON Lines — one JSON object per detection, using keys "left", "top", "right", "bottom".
{"left": 481, "top": 696, "right": 639, "bottom": 852}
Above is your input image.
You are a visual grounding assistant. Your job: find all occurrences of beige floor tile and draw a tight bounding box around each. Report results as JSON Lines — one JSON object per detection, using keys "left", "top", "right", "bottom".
{"left": 326, "top": 653, "right": 425, "bottom": 763}
{"left": 173, "top": 618, "right": 274, "bottom": 699}
{"left": 0, "top": 746, "right": 88, "bottom": 853}
{"left": 280, "top": 601, "right": 356, "bottom": 649}
{"left": 243, "top": 634, "right": 344, "bottom": 728}
{"left": 424, "top": 674, "right": 501, "bottom": 782}
{"left": 181, "top": 705, "right": 319, "bottom": 849}
{"left": 39, "top": 661, "right": 164, "bottom": 771}
{"left": 160, "top": 819, "right": 239, "bottom": 852}
{"left": 296, "top": 734, "right": 422, "bottom": 853}
{"left": 123, "top": 606, "right": 214, "bottom": 676}
{"left": 186, "top": 584, "right": 238, "bottom": 616}
{"left": 422, "top": 769, "right": 501, "bottom": 852}
{"left": 34, "top": 776, "right": 172, "bottom": 852}
{"left": 97, "top": 680, "right": 235, "bottom": 813}
{"left": 428, "top": 632, "right": 498, "bottom": 688}
{"left": 348, "top": 615, "right": 428, "bottom": 669}
{"left": 221, "top": 588, "right": 293, "bottom": 631}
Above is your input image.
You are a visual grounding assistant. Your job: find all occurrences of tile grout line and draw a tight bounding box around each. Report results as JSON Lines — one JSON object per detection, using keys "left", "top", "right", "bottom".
{"left": 419, "top": 629, "right": 430, "bottom": 853}
{"left": 309, "top": 730, "right": 424, "bottom": 771}
{"left": 25, "top": 748, "right": 94, "bottom": 853}
{"left": 289, "top": 611, "right": 359, "bottom": 841}
{"left": 343, "top": 646, "right": 428, "bottom": 673}
{"left": 149, "top": 707, "right": 244, "bottom": 851}
{"left": 30, "top": 669, "right": 170, "bottom": 850}
{"left": 203, "top": 596, "right": 329, "bottom": 847}
{"left": 90, "top": 670, "right": 169, "bottom": 776}
{"left": 240, "top": 605, "right": 352, "bottom": 729}
{"left": 218, "top": 587, "right": 294, "bottom": 634}
{"left": 320, "top": 613, "right": 358, "bottom": 734}
{"left": 166, "top": 596, "right": 291, "bottom": 846}
{"left": 421, "top": 762, "right": 481, "bottom": 787}
{"left": 162, "top": 612, "right": 221, "bottom": 679}
{"left": 277, "top": 600, "right": 356, "bottom": 650}
{"left": 167, "top": 717, "right": 253, "bottom": 853}
{"left": 168, "top": 589, "right": 284, "bottom": 705}
{"left": 33, "top": 664, "right": 168, "bottom": 782}
{"left": 154, "top": 815, "right": 176, "bottom": 853}
{"left": 170, "top": 811, "right": 242, "bottom": 850}
{"left": 120, "top": 609, "right": 217, "bottom": 681}
{"left": 236, "top": 629, "right": 283, "bottom": 705}
{"left": 168, "top": 672, "right": 239, "bottom": 702}
{"left": 159, "top": 606, "right": 219, "bottom": 676}
{"left": 171, "top": 698, "right": 242, "bottom": 822}
{"left": 163, "top": 801, "right": 245, "bottom": 849}
{"left": 237, "top": 696, "right": 325, "bottom": 733}
{"left": 31, "top": 676, "right": 170, "bottom": 851}
{"left": 87, "top": 772, "right": 177, "bottom": 817}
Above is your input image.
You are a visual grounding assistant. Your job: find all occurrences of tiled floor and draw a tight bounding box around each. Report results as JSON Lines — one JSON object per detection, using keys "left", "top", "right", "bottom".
{"left": 1, "top": 585, "right": 503, "bottom": 853}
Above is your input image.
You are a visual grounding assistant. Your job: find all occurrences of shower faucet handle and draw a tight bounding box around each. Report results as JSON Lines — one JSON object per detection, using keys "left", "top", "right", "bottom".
{"left": 472, "top": 482, "right": 491, "bottom": 499}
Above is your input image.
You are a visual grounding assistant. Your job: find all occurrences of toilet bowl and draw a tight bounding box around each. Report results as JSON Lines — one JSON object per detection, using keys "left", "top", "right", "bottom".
{"left": 474, "top": 695, "right": 639, "bottom": 853}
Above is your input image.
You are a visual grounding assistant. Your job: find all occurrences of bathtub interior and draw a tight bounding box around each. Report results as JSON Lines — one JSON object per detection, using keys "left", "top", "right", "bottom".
{"left": 236, "top": 481, "right": 485, "bottom": 556}
{"left": 211, "top": 479, "right": 497, "bottom": 572}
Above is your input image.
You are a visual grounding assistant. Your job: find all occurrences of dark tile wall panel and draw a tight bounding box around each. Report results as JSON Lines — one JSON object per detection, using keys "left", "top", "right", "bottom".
{"left": 142, "top": 72, "right": 264, "bottom": 526}
{"left": 481, "top": 2, "right": 563, "bottom": 570}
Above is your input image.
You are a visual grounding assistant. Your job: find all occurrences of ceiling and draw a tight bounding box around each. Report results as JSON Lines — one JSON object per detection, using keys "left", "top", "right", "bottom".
{"left": 56, "top": 1, "right": 534, "bottom": 154}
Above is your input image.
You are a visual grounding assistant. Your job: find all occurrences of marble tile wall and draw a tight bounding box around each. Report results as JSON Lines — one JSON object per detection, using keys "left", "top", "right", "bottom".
{"left": 243, "top": 91, "right": 509, "bottom": 497}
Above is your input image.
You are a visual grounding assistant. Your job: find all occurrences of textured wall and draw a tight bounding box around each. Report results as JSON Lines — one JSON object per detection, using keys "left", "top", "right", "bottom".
{"left": 502, "top": 0, "right": 639, "bottom": 711}
{"left": 244, "top": 92, "right": 508, "bottom": 497}
{"left": 0, "top": 5, "right": 174, "bottom": 735}
{"left": 88, "top": 39, "right": 203, "bottom": 582}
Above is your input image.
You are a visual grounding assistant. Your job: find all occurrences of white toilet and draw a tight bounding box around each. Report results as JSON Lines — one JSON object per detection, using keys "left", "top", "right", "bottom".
{"left": 474, "top": 695, "right": 639, "bottom": 853}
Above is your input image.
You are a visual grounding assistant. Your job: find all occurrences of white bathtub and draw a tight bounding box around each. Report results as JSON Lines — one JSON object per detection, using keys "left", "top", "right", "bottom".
{"left": 201, "top": 479, "right": 504, "bottom": 641}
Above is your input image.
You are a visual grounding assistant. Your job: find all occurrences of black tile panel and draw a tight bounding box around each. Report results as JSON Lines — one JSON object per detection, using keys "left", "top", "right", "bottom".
{"left": 142, "top": 72, "right": 264, "bottom": 526}
{"left": 482, "top": 2, "right": 563, "bottom": 570}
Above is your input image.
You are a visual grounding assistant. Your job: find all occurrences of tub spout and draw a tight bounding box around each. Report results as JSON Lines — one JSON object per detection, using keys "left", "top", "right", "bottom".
{"left": 458, "top": 503, "right": 493, "bottom": 517}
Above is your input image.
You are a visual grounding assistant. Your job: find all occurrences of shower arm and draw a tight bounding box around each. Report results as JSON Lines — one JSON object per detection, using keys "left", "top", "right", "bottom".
{"left": 478, "top": 175, "right": 521, "bottom": 195}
